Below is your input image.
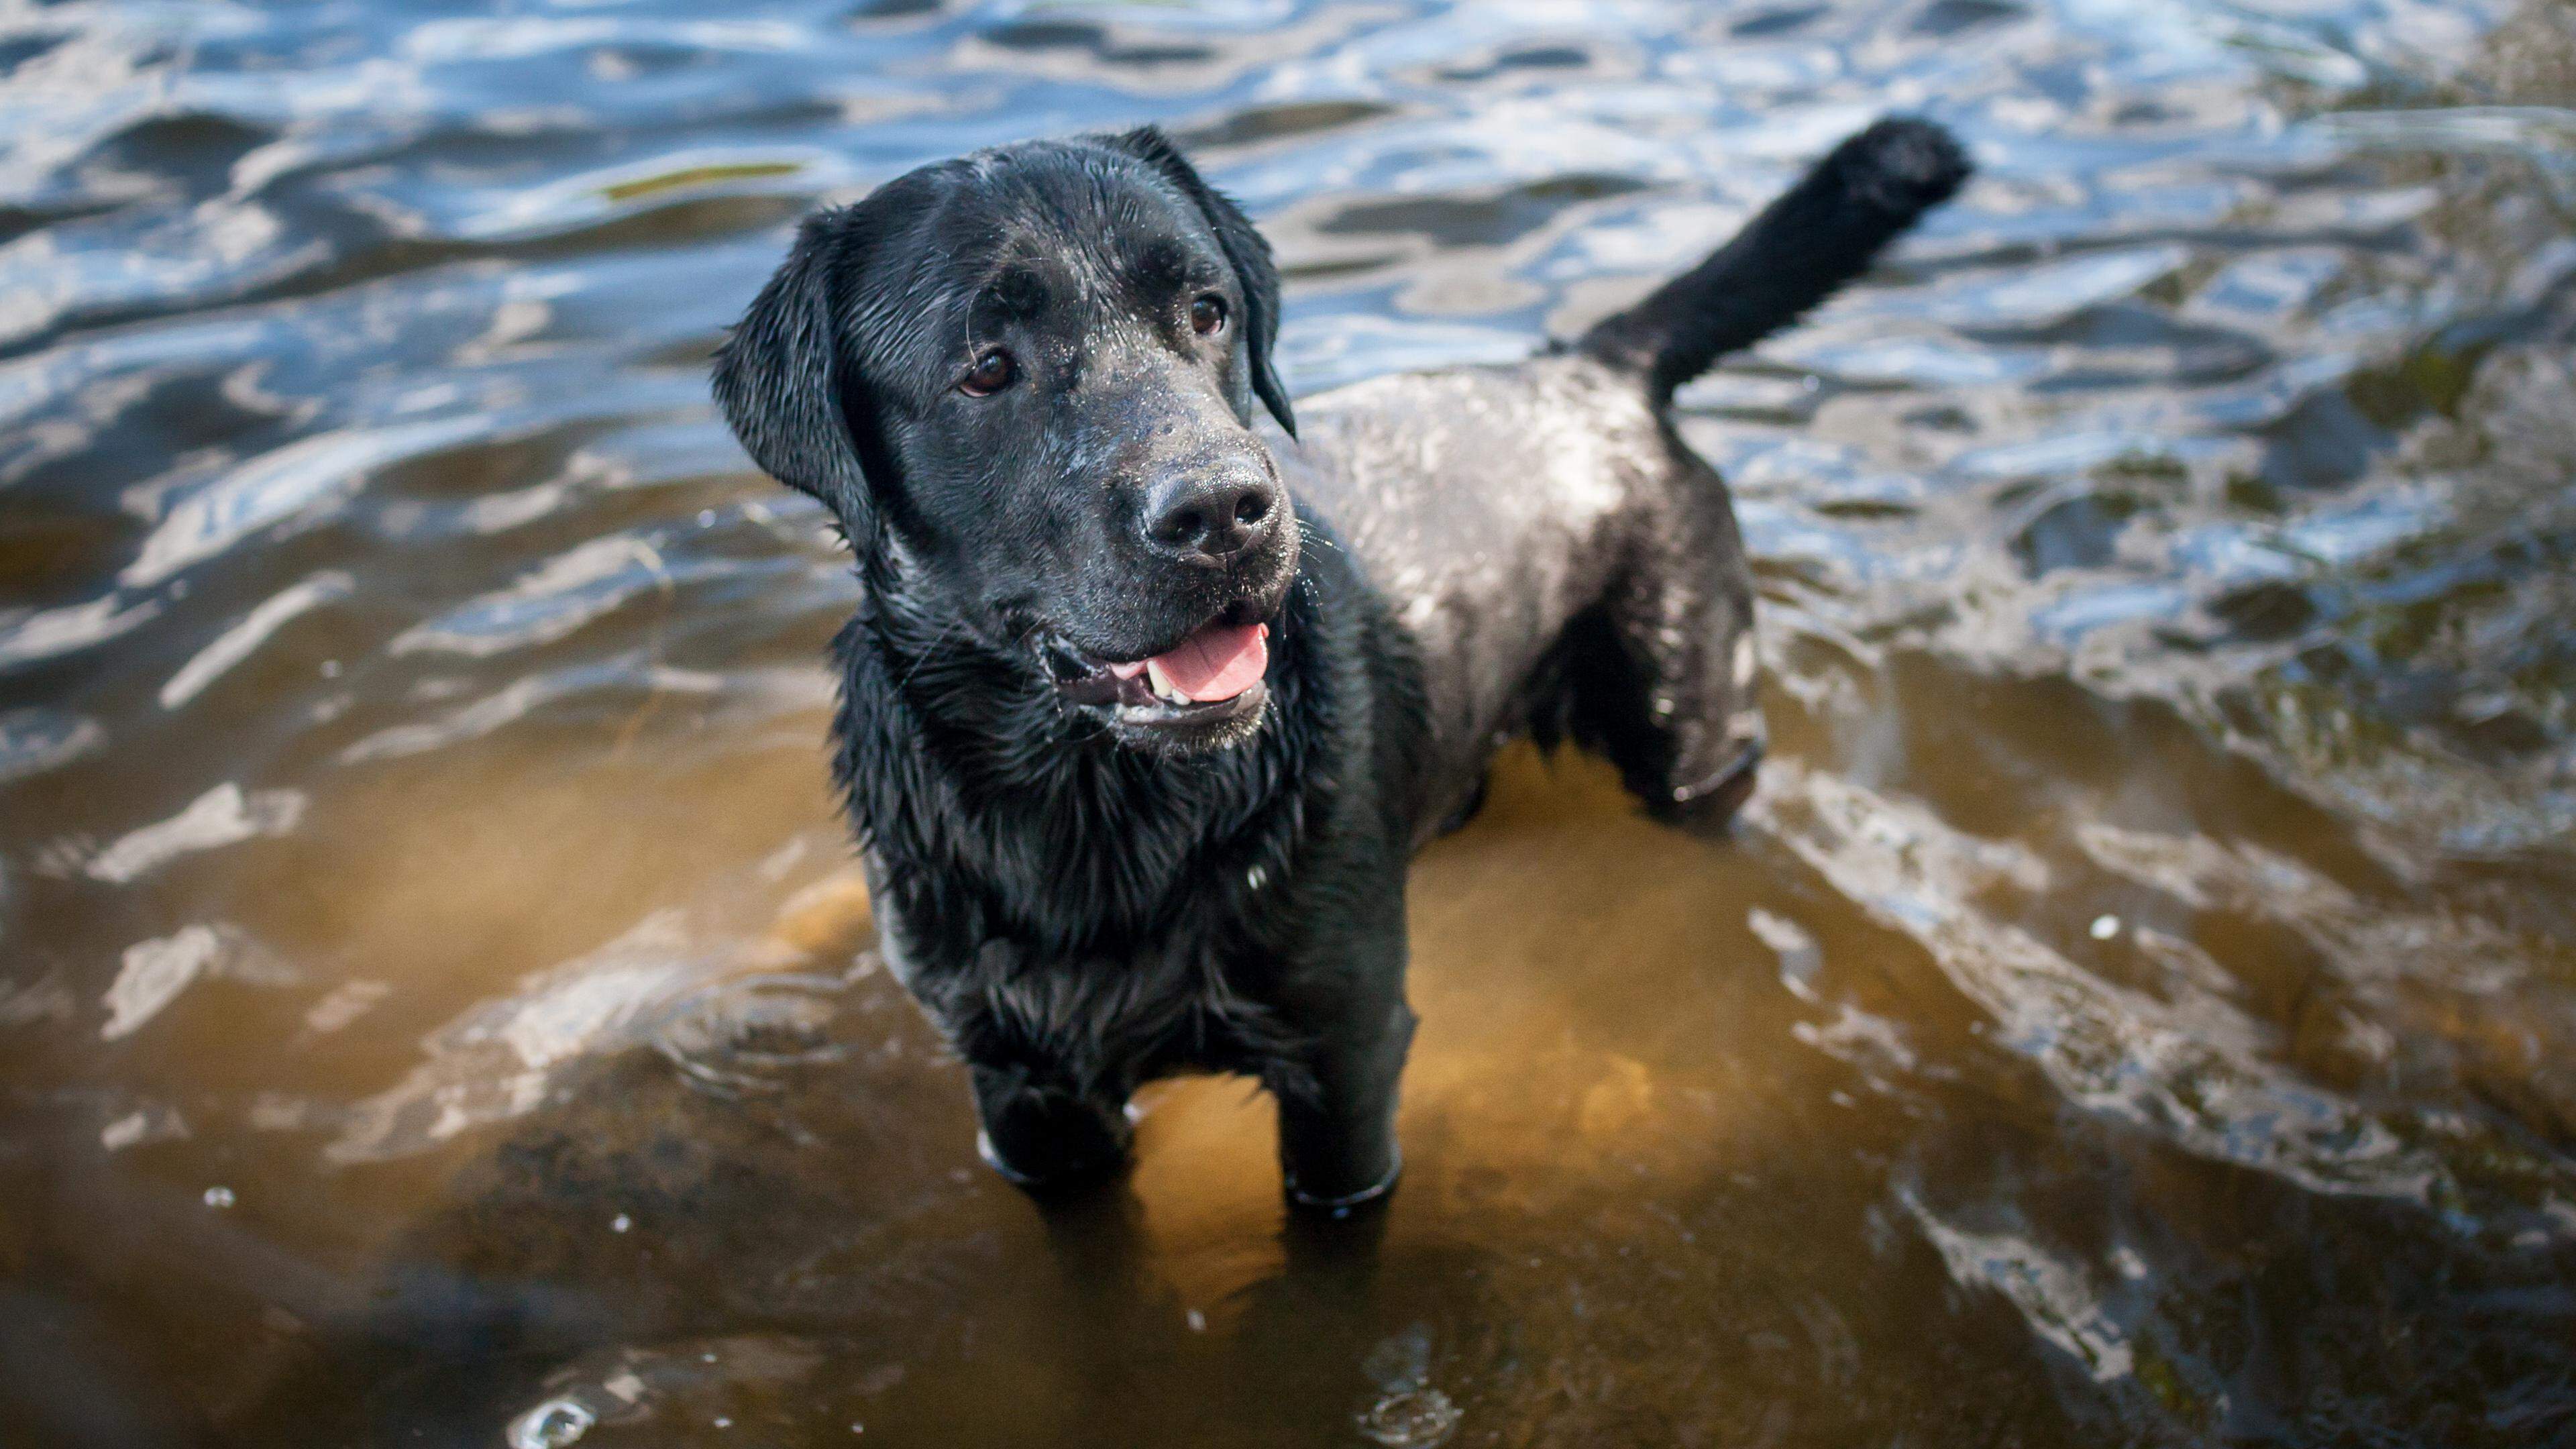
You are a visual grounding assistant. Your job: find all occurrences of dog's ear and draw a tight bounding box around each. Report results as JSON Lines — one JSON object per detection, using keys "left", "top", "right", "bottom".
{"left": 712, "top": 207, "right": 888, "bottom": 541}
{"left": 1099, "top": 126, "right": 1295, "bottom": 437}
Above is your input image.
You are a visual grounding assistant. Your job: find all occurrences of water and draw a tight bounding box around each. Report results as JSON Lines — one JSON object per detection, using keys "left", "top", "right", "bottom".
{"left": 3, "top": 1, "right": 2573, "bottom": 1444}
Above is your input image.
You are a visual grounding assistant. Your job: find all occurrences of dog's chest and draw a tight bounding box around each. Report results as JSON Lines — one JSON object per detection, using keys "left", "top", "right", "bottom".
{"left": 872, "top": 881, "right": 1291, "bottom": 1087}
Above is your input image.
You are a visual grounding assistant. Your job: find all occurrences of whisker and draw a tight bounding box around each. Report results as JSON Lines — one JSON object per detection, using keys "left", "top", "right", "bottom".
{"left": 890, "top": 614, "right": 964, "bottom": 695}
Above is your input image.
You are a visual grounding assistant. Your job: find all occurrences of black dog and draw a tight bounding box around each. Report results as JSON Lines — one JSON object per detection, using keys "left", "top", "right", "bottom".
{"left": 713, "top": 119, "right": 1966, "bottom": 1210}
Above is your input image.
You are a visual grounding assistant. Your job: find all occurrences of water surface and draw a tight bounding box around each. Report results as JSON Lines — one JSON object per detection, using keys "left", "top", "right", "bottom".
{"left": 4, "top": 1, "right": 2574, "bottom": 1444}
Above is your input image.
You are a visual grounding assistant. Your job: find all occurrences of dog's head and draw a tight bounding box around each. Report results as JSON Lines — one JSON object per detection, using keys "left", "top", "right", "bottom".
{"left": 714, "top": 127, "right": 1298, "bottom": 753}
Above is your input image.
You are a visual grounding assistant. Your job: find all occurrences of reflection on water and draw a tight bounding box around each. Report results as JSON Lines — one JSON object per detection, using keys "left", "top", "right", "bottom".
{"left": 4, "top": 0, "right": 2573, "bottom": 1444}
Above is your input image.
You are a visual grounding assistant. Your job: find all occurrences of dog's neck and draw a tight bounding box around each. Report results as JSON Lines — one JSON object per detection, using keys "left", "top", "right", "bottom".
{"left": 830, "top": 556, "right": 1326, "bottom": 960}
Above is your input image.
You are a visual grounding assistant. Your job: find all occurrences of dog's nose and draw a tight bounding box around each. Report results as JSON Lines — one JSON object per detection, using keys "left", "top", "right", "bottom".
{"left": 1142, "top": 470, "right": 1279, "bottom": 564}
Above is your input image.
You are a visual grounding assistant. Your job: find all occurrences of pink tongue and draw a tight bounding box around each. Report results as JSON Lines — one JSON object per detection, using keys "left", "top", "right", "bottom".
{"left": 1114, "top": 621, "right": 1269, "bottom": 702}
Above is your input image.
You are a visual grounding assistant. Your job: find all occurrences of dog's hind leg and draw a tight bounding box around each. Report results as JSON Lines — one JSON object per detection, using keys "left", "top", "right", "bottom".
{"left": 1545, "top": 119, "right": 1963, "bottom": 834}
{"left": 1569, "top": 459, "right": 1767, "bottom": 834}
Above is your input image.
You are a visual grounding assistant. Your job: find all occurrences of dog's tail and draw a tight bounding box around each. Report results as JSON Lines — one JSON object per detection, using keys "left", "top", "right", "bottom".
{"left": 1576, "top": 117, "right": 1969, "bottom": 407}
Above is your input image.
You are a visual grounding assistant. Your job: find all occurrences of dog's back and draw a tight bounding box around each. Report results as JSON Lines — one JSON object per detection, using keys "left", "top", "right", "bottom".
{"left": 1281, "top": 119, "right": 1969, "bottom": 833}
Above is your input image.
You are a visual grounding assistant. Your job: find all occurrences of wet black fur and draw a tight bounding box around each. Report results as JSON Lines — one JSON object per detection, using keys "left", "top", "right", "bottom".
{"left": 1577, "top": 118, "right": 1972, "bottom": 402}
{"left": 714, "top": 119, "right": 1967, "bottom": 1206}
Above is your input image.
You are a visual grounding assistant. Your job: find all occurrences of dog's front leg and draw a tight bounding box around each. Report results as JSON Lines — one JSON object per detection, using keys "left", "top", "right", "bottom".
{"left": 969, "top": 1063, "right": 1132, "bottom": 1193}
{"left": 1271, "top": 920, "right": 1416, "bottom": 1214}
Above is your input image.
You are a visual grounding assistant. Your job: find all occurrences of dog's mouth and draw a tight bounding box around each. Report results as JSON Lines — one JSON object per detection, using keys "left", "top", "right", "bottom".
{"left": 1040, "top": 608, "right": 1273, "bottom": 731}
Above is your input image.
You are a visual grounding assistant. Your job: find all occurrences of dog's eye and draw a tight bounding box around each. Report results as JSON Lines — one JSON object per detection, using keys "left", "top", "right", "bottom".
{"left": 1190, "top": 294, "right": 1227, "bottom": 336}
{"left": 959, "top": 350, "right": 1016, "bottom": 396}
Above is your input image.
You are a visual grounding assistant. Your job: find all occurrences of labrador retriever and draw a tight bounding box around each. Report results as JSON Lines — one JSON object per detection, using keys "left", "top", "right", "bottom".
{"left": 712, "top": 118, "right": 1967, "bottom": 1210}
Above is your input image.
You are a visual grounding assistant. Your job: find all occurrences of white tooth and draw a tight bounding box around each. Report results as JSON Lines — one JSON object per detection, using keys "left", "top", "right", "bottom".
{"left": 1145, "top": 658, "right": 1185, "bottom": 704}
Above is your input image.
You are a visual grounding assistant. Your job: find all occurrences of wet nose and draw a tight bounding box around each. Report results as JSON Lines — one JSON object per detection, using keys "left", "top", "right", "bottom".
{"left": 1142, "top": 470, "right": 1280, "bottom": 565}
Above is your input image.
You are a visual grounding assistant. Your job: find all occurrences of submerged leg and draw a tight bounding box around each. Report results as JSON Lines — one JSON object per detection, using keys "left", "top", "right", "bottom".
{"left": 969, "top": 1063, "right": 1132, "bottom": 1193}
{"left": 1273, "top": 921, "right": 1417, "bottom": 1215}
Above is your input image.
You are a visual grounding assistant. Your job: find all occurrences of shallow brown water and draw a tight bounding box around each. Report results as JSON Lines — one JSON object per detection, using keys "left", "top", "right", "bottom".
{"left": 5, "top": 1, "right": 2575, "bottom": 1445}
